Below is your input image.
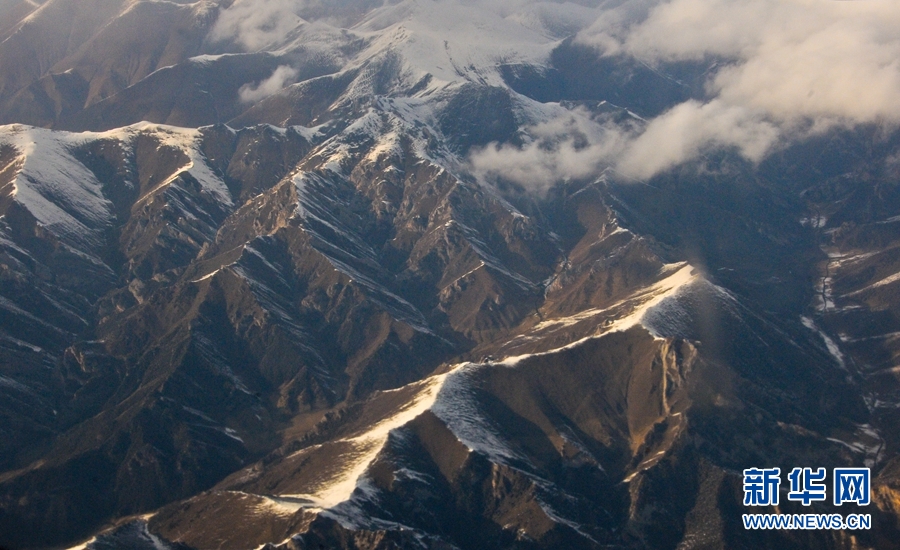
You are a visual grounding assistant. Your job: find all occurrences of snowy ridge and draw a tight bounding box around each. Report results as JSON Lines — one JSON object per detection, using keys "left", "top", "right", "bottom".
{"left": 0, "top": 125, "right": 114, "bottom": 251}
{"left": 431, "top": 363, "right": 522, "bottom": 463}
{"left": 277, "top": 360, "right": 584, "bottom": 535}
{"left": 596, "top": 262, "right": 697, "bottom": 336}
{"left": 640, "top": 276, "right": 742, "bottom": 339}
{"left": 349, "top": 0, "right": 559, "bottom": 96}
{"left": 121, "top": 122, "right": 233, "bottom": 208}
{"left": 65, "top": 519, "right": 174, "bottom": 550}
{"left": 532, "top": 263, "right": 695, "bottom": 332}
{"left": 506, "top": 263, "right": 699, "bottom": 363}
{"left": 262, "top": 363, "right": 522, "bottom": 527}
{"left": 213, "top": 490, "right": 307, "bottom": 518}
{"left": 280, "top": 371, "right": 451, "bottom": 510}
{"left": 278, "top": 265, "right": 701, "bottom": 529}
{"left": 304, "top": 100, "right": 454, "bottom": 175}
{"left": 67, "top": 537, "right": 97, "bottom": 550}
{"left": 0, "top": 122, "right": 234, "bottom": 252}
{"left": 212, "top": 0, "right": 594, "bottom": 114}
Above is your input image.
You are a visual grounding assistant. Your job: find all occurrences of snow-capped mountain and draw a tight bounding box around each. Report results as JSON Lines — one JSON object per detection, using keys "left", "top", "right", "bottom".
{"left": 1, "top": 1, "right": 899, "bottom": 549}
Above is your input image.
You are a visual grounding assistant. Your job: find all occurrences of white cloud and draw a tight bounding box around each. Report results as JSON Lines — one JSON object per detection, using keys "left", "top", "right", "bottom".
{"left": 483, "top": 0, "right": 900, "bottom": 182}
{"left": 469, "top": 109, "right": 632, "bottom": 194}
{"left": 213, "top": 0, "right": 900, "bottom": 180}
{"left": 210, "top": 0, "right": 308, "bottom": 51}
{"left": 560, "top": 0, "right": 900, "bottom": 178}
{"left": 571, "top": 0, "right": 656, "bottom": 56}
{"left": 238, "top": 65, "right": 299, "bottom": 103}
{"left": 469, "top": 101, "right": 779, "bottom": 189}
{"left": 615, "top": 100, "right": 779, "bottom": 179}
{"left": 617, "top": 0, "right": 900, "bottom": 125}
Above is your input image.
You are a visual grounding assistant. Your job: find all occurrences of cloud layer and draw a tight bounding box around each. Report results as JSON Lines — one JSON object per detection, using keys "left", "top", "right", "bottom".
{"left": 480, "top": 0, "right": 900, "bottom": 186}
{"left": 238, "top": 65, "right": 300, "bottom": 103}
{"left": 616, "top": 100, "right": 779, "bottom": 179}
{"left": 470, "top": 101, "right": 782, "bottom": 189}
{"left": 470, "top": 110, "right": 631, "bottom": 194}
{"left": 210, "top": 0, "right": 308, "bottom": 51}
{"left": 601, "top": 0, "right": 900, "bottom": 125}
{"left": 210, "top": 0, "right": 900, "bottom": 182}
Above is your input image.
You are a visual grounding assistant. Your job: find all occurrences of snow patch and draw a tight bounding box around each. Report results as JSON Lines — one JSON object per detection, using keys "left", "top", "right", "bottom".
{"left": 127, "top": 123, "right": 233, "bottom": 208}
{"left": 0, "top": 374, "right": 36, "bottom": 395}
{"left": 846, "top": 270, "right": 900, "bottom": 296}
{"left": 431, "top": 364, "right": 521, "bottom": 463}
{"left": 365, "top": 130, "right": 403, "bottom": 164}
{"left": 815, "top": 276, "right": 835, "bottom": 312}
{"left": 800, "top": 214, "right": 827, "bottom": 228}
{"left": 0, "top": 123, "right": 233, "bottom": 255}
{"left": 67, "top": 538, "right": 96, "bottom": 550}
{"left": 190, "top": 268, "right": 222, "bottom": 283}
{"left": 0, "top": 334, "right": 44, "bottom": 354}
{"left": 600, "top": 263, "right": 697, "bottom": 336}
{"left": 509, "top": 263, "right": 698, "bottom": 363}
{"left": 280, "top": 371, "right": 450, "bottom": 509}
{"left": 351, "top": 0, "right": 558, "bottom": 94}
{"left": 221, "top": 491, "right": 308, "bottom": 517}
{"left": 801, "top": 316, "right": 846, "bottom": 371}
{"left": 0, "top": 125, "right": 114, "bottom": 251}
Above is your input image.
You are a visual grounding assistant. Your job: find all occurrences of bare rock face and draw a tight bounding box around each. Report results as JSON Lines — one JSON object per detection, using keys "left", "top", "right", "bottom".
{"left": 0, "top": 1, "right": 898, "bottom": 549}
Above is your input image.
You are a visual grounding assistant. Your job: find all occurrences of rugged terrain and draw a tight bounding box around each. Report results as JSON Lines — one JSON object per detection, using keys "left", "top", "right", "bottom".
{"left": 0, "top": 1, "right": 899, "bottom": 549}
